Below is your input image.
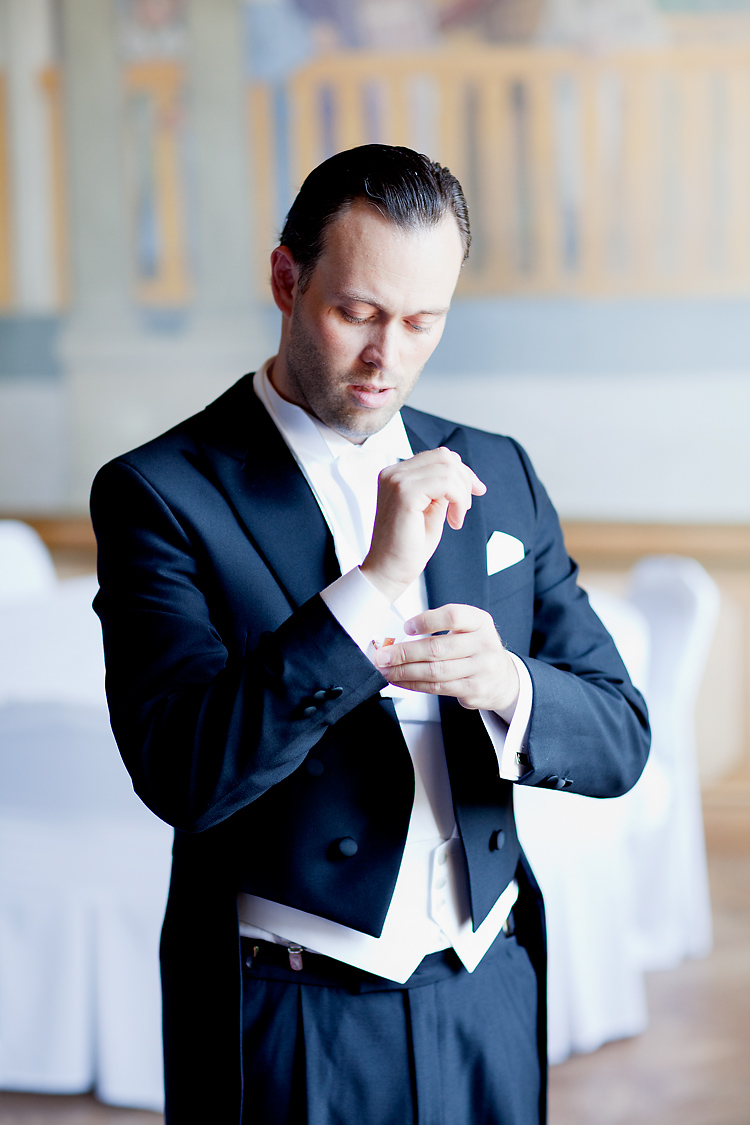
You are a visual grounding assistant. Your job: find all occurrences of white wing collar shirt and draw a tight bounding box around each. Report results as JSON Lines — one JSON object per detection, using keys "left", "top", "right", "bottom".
{"left": 237, "top": 360, "right": 532, "bottom": 984}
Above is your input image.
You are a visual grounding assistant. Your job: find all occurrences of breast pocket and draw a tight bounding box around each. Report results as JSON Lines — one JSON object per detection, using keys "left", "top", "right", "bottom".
{"left": 489, "top": 552, "right": 535, "bottom": 653}
{"left": 488, "top": 551, "right": 534, "bottom": 603}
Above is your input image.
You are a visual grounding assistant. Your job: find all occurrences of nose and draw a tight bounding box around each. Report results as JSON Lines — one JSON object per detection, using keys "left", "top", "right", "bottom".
{"left": 360, "top": 324, "right": 398, "bottom": 373}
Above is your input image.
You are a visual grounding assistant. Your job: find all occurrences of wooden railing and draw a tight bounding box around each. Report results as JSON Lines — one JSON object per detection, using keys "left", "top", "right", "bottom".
{"left": 8, "top": 46, "right": 750, "bottom": 312}
{"left": 0, "top": 73, "right": 14, "bottom": 308}
{"left": 250, "top": 45, "right": 750, "bottom": 298}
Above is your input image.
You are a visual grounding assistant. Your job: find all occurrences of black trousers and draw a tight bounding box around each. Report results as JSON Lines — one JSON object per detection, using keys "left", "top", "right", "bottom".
{"left": 240, "top": 927, "right": 541, "bottom": 1125}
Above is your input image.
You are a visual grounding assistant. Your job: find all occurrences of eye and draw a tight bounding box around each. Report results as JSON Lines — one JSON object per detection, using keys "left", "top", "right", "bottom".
{"left": 340, "top": 310, "right": 370, "bottom": 325}
{"left": 406, "top": 321, "right": 433, "bottom": 334}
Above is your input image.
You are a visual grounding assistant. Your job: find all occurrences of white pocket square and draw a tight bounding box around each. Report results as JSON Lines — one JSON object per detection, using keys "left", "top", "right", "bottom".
{"left": 486, "top": 531, "right": 525, "bottom": 576}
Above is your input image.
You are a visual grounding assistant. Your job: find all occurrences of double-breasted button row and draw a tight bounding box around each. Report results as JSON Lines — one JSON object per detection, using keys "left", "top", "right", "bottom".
{"left": 299, "top": 685, "right": 344, "bottom": 719}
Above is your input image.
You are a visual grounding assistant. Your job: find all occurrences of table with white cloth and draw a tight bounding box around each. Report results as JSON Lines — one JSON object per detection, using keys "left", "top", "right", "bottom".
{"left": 0, "top": 575, "right": 172, "bottom": 1111}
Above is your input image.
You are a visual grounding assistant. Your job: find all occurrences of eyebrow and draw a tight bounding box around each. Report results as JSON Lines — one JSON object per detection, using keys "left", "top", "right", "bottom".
{"left": 337, "top": 291, "right": 451, "bottom": 317}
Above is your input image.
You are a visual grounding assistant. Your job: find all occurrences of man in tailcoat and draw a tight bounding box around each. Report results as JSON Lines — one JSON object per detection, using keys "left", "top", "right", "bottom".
{"left": 91, "top": 145, "right": 649, "bottom": 1124}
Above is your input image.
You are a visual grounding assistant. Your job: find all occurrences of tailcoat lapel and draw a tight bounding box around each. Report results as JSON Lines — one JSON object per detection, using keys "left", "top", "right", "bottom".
{"left": 197, "top": 374, "right": 340, "bottom": 611}
{"left": 404, "top": 420, "right": 490, "bottom": 615}
{"left": 406, "top": 415, "right": 518, "bottom": 930}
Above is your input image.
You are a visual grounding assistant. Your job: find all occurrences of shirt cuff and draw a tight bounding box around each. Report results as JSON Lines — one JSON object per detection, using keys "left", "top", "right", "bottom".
{"left": 479, "top": 653, "right": 533, "bottom": 781}
{"left": 320, "top": 567, "right": 403, "bottom": 661}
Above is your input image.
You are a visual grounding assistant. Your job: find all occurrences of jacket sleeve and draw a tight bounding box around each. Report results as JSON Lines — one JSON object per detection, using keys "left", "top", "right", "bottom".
{"left": 508, "top": 440, "right": 650, "bottom": 798}
{"left": 91, "top": 458, "right": 387, "bottom": 834}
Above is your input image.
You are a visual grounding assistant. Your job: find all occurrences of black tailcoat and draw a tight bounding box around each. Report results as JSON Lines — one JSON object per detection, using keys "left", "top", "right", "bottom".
{"left": 90, "top": 374, "right": 650, "bottom": 1123}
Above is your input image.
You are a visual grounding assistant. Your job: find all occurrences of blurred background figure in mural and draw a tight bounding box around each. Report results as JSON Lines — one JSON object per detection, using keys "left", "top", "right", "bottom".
{"left": 293, "top": 0, "right": 439, "bottom": 50}
{"left": 537, "top": 0, "right": 669, "bottom": 49}
{"left": 119, "top": 0, "right": 187, "bottom": 58}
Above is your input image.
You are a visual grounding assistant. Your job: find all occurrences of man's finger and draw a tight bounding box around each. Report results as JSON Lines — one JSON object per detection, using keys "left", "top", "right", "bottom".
{"left": 373, "top": 633, "right": 477, "bottom": 672}
{"left": 436, "top": 448, "right": 487, "bottom": 498}
{"left": 395, "top": 449, "right": 485, "bottom": 532}
{"left": 392, "top": 677, "right": 472, "bottom": 697}
{"left": 378, "top": 656, "right": 480, "bottom": 686}
{"left": 403, "top": 603, "right": 490, "bottom": 638}
{"left": 440, "top": 455, "right": 486, "bottom": 531}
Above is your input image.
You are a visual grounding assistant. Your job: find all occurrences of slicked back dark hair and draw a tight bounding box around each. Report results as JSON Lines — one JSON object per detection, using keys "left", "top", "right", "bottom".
{"left": 279, "top": 144, "right": 471, "bottom": 289}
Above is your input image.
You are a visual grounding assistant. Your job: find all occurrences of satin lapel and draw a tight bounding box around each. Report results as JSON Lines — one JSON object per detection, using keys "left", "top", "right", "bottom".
{"left": 198, "top": 377, "right": 339, "bottom": 611}
{"left": 404, "top": 419, "right": 490, "bottom": 615}
{"left": 406, "top": 415, "right": 510, "bottom": 927}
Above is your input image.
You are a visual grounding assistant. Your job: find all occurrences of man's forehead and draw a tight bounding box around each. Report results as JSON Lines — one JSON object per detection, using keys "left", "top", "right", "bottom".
{"left": 312, "top": 202, "right": 464, "bottom": 296}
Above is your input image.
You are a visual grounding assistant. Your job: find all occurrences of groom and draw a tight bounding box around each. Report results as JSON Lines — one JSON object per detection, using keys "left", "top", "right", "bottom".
{"left": 91, "top": 144, "right": 649, "bottom": 1124}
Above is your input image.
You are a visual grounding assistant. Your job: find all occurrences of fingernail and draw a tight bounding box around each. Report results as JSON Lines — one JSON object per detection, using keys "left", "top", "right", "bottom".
{"left": 374, "top": 648, "right": 391, "bottom": 666}
{"left": 404, "top": 621, "right": 417, "bottom": 635}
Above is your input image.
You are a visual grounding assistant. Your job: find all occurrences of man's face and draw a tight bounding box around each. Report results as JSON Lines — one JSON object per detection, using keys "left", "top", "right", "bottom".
{"left": 272, "top": 201, "right": 465, "bottom": 442}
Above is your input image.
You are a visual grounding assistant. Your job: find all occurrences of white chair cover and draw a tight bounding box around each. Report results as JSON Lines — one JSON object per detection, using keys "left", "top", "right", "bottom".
{"left": 0, "top": 520, "right": 57, "bottom": 607}
{"left": 625, "top": 555, "right": 719, "bottom": 971}
{"left": 514, "top": 589, "right": 651, "bottom": 1064}
{"left": 0, "top": 575, "right": 106, "bottom": 709}
{"left": 516, "top": 558, "right": 719, "bottom": 1064}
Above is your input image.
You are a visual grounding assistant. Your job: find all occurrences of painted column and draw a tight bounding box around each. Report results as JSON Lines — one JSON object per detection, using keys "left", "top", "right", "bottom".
{"left": 59, "top": 0, "right": 132, "bottom": 327}
{"left": 57, "top": 0, "right": 139, "bottom": 505}
{"left": 4, "top": 0, "right": 57, "bottom": 311}
{"left": 185, "top": 0, "right": 257, "bottom": 324}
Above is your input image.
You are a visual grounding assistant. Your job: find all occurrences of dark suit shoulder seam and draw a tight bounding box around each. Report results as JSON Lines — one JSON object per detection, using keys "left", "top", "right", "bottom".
{"left": 106, "top": 458, "right": 196, "bottom": 547}
{"left": 506, "top": 437, "right": 541, "bottom": 519}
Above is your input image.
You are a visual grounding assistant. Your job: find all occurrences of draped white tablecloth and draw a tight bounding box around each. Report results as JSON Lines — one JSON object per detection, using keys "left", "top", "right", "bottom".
{"left": 0, "top": 576, "right": 172, "bottom": 1111}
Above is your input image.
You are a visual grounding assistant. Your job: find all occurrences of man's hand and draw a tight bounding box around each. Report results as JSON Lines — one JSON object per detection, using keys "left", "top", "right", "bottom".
{"left": 360, "top": 447, "right": 486, "bottom": 604}
{"left": 373, "top": 604, "right": 520, "bottom": 714}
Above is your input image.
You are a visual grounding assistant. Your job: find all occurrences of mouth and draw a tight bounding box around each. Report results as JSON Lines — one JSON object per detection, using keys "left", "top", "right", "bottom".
{"left": 347, "top": 384, "right": 394, "bottom": 409}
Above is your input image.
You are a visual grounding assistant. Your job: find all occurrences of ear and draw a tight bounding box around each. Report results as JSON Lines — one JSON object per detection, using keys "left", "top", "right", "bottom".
{"left": 270, "top": 246, "right": 299, "bottom": 317}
